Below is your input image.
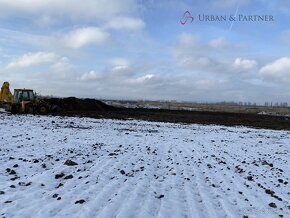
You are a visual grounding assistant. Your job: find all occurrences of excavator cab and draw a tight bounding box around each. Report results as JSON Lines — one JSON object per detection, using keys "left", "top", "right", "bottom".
{"left": 14, "top": 89, "right": 35, "bottom": 103}
{"left": 11, "top": 89, "right": 36, "bottom": 113}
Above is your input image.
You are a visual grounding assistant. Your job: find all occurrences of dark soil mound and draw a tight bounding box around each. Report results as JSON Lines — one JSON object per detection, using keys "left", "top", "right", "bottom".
{"left": 40, "top": 97, "right": 289, "bottom": 131}
{"left": 44, "top": 97, "right": 114, "bottom": 112}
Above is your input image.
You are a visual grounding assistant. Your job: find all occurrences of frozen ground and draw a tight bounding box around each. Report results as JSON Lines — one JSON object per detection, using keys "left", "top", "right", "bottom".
{"left": 0, "top": 113, "right": 289, "bottom": 218}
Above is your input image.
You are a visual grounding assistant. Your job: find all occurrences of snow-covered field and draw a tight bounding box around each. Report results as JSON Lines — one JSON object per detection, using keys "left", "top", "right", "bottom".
{"left": 0, "top": 113, "right": 289, "bottom": 218}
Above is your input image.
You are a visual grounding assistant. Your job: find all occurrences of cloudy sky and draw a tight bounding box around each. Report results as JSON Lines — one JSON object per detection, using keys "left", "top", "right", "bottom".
{"left": 0, "top": 0, "right": 289, "bottom": 103}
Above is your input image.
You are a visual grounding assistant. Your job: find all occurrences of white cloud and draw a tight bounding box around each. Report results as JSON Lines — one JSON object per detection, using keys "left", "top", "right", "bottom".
{"left": 80, "top": 70, "right": 102, "bottom": 81}
{"left": 108, "top": 58, "right": 131, "bottom": 75}
{"left": 6, "top": 52, "right": 57, "bottom": 69}
{"left": 79, "top": 63, "right": 136, "bottom": 84}
{"left": 105, "top": 17, "right": 145, "bottom": 30}
{"left": 51, "top": 57, "right": 73, "bottom": 73}
{"left": 0, "top": 26, "right": 111, "bottom": 50}
{"left": 209, "top": 38, "right": 229, "bottom": 49}
{"left": 173, "top": 33, "right": 258, "bottom": 76}
{"left": 112, "top": 65, "right": 130, "bottom": 72}
{"left": 61, "top": 27, "right": 110, "bottom": 49}
{"left": 0, "top": 0, "right": 138, "bottom": 21}
{"left": 6, "top": 52, "right": 74, "bottom": 80}
{"left": 173, "top": 33, "right": 226, "bottom": 73}
{"left": 234, "top": 58, "right": 257, "bottom": 70}
{"left": 127, "top": 74, "right": 155, "bottom": 84}
{"left": 260, "top": 57, "right": 290, "bottom": 80}
{"left": 179, "top": 56, "right": 211, "bottom": 69}
{"left": 109, "top": 58, "right": 129, "bottom": 67}
{"left": 178, "top": 33, "right": 199, "bottom": 47}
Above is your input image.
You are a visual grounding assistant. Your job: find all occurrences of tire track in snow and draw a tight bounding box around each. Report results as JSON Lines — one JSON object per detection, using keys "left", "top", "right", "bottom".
{"left": 191, "top": 137, "right": 280, "bottom": 217}
{"left": 181, "top": 141, "right": 245, "bottom": 218}
{"left": 96, "top": 144, "right": 151, "bottom": 218}
{"left": 81, "top": 146, "right": 139, "bottom": 217}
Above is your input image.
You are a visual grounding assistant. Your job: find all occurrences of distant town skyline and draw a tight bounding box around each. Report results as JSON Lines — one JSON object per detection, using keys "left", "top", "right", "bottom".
{"left": 0, "top": 0, "right": 289, "bottom": 103}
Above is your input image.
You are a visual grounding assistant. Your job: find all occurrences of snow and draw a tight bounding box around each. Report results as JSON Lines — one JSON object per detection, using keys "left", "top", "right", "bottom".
{"left": 0, "top": 114, "right": 289, "bottom": 218}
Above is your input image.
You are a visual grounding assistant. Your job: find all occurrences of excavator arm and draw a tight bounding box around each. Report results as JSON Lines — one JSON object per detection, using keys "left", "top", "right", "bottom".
{"left": 0, "top": 82, "right": 13, "bottom": 105}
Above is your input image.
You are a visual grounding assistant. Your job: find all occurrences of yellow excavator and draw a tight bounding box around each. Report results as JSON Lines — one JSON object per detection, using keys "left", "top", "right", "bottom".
{"left": 0, "top": 81, "right": 49, "bottom": 114}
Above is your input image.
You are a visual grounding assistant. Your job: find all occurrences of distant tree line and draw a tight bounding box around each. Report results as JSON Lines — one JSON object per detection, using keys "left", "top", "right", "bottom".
{"left": 264, "top": 102, "right": 288, "bottom": 107}
{"left": 197, "top": 101, "right": 289, "bottom": 107}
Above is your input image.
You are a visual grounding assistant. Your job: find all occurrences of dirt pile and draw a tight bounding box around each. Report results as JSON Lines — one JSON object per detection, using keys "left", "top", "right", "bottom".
{"left": 44, "top": 97, "right": 114, "bottom": 113}
{"left": 41, "top": 97, "right": 290, "bottom": 130}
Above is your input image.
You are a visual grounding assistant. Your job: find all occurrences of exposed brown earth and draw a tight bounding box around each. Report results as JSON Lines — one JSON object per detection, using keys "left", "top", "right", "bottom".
{"left": 43, "top": 97, "right": 290, "bottom": 131}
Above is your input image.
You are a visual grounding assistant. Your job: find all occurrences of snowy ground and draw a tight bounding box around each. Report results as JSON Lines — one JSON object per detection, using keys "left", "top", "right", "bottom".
{"left": 0, "top": 114, "right": 289, "bottom": 218}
